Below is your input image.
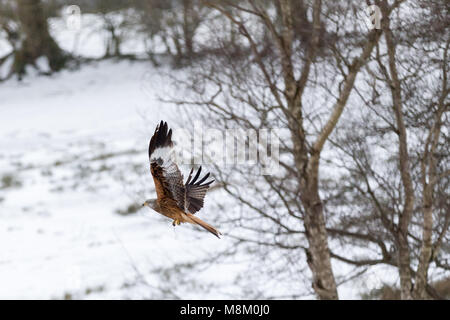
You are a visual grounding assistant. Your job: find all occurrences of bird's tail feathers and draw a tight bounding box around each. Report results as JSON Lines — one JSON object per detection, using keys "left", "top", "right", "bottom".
{"left": 186, "top": 213, "right": 221, "bottom": 239}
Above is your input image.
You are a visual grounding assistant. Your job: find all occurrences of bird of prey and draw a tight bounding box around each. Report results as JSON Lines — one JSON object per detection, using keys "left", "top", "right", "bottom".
{"left": 142, "top": 121, "right": 221, "bottom": 238}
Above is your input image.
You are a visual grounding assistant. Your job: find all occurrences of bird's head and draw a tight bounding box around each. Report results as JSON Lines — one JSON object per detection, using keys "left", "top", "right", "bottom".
{"left": 142, "top": 199, "right": 158, "bottom": 210}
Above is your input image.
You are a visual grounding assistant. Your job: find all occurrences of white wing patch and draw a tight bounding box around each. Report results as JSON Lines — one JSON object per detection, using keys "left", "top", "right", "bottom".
{"left": 150, "top": 146, "right": 174, "bottom": 167}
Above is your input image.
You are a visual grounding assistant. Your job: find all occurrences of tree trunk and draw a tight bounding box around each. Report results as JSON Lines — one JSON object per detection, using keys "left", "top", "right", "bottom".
{"left": 279, "top": 0, "right": 338, "bottom": 299}
{"left": 382, "top": 3, "right": 415, "bottom": 299}
{"left": 182, "top": 0, "right": 195, "bottom": 58}
{"left": 287, "top": 95, "right": 338, "bottom": 300}
{"left": 301, "top": 175, "right": 339, "bottom": 300}
{"left": 15, "top": 0, "right": 66, "bottom": 76}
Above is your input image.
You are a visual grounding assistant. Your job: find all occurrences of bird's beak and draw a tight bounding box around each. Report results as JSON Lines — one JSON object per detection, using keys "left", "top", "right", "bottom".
{"left": 142, "top": 203, "right": 146, "bottom": 207}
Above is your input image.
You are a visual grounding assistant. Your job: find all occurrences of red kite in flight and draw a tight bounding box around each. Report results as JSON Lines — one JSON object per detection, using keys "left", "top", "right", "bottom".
{"left": 142, "top": 121, "right": 221, "bottom": 238}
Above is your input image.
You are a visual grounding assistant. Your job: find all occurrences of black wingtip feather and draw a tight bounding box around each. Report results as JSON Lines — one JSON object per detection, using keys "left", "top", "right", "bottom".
{"left": 185, "top": 167, "right": 194, "bottom": 185}
{"left": 185, "top": 166, "right": 214, "bottom": 214}
{"left": 196, "top": 172, "right": 210, "bottom": 185}
{"left": 192, "top": 166, "right": 202, "bottom": 184}
{"left": 148, "top": 121, "right": 173, "bottom": 159}
{"left": 186, "top": 167, "right": 214, "bottom": 188}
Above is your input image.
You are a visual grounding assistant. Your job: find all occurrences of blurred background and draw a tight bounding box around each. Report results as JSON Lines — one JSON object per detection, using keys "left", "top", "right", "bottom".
{"left": 0, "top": 0, "right": 448, "bottom": 299}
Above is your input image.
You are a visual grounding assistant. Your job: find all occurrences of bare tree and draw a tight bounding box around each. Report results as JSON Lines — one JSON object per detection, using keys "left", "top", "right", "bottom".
{"left": 164, "top": 0, "right": 397, "bottom": 299}
{"left": 326, "top": 0, "right": 449, "bottom": 299}
{"left": 94, "top": 0, "right": 134, "bottom": 58}
{"left": 150, "top": 0, "right": 208, "bottom": 66}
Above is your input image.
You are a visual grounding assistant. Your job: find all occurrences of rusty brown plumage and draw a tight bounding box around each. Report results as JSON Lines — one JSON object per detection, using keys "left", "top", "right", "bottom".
{"left": 144, "top": 121, "right": 221, "bottom": 238}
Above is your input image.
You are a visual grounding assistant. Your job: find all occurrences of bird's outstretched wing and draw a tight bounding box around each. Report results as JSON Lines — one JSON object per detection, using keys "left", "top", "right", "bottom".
{"left": 184, "top": 166, "right": 214, "bottom": 214}
{"left": 148, "top": 121, "right": 185, "bottom": 208}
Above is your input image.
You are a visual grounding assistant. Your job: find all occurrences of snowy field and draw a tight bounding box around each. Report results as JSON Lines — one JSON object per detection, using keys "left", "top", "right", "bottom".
{"left": 0, "top": 59, "right": 243, "bottom": 299}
